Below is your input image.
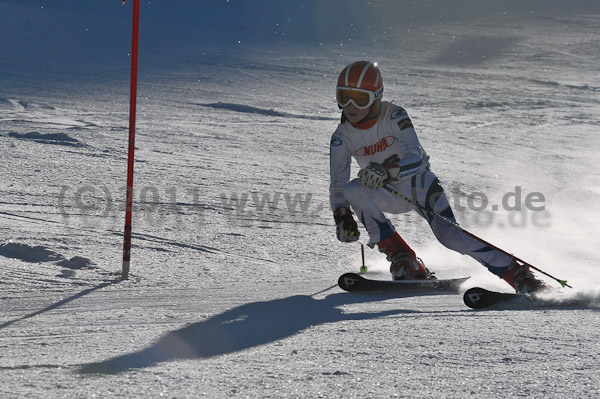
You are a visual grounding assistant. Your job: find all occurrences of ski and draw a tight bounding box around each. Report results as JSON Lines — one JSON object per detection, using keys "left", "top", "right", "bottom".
{"left": 338, "top": 272, "right": 469, "bottom": 293}
{"left": 463, "top": 287, "right": 523, "bottom": 309}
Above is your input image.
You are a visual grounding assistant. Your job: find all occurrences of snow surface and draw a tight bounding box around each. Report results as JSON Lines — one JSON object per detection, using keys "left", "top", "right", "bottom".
{"left": 1, "top": 1, "right": 600, "bottom": 398}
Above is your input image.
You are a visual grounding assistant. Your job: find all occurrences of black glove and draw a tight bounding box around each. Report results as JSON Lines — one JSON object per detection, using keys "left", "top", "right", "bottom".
{"left": 334, "top": 207, "right": 360, "bottom": 242}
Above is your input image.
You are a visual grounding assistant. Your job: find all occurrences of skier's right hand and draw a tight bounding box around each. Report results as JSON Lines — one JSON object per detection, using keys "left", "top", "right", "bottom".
{"left": 334, "top": 207, "right": 360, "bottom": 242}
{"left": 359, "top": 163, "right": 389, "bottom": 190}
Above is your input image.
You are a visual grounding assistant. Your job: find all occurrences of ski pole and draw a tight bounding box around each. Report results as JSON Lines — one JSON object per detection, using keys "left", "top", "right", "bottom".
{"left": 382, "top": 184, "right": 571, "bottom": 288}
{"left": 359, "top": 243, "right": 368, "bottom": 273}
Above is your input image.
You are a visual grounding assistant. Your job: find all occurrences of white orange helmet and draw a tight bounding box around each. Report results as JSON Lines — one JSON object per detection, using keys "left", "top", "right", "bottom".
{"left": 336, "top": 61, "right": 384, "bottom": 111}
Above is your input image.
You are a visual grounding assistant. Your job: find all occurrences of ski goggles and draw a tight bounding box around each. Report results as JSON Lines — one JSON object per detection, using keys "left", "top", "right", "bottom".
{"left": 336, "top": 86, "right": 383, "bottom": 109}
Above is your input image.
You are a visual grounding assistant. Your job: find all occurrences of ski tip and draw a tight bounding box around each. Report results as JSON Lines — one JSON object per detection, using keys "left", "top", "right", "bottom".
{"left": 463, "top": 287, "right": 521, "bottom": 309}
{"left": 337, "top": 273, "right": 365, "bottom": 292}
{"left": 463, "top": 287, "right": 491, "bottom": 309}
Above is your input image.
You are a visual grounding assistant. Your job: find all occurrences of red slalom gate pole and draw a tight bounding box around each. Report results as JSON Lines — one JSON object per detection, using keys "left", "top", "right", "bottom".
{"left": 122, "top": 0, "right": 140, "bottom": 280}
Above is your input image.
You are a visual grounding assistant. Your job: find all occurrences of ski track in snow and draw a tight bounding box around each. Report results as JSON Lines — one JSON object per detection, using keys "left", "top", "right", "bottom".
{"left": 1, "top": 4, "right": 600, "bottom": 398}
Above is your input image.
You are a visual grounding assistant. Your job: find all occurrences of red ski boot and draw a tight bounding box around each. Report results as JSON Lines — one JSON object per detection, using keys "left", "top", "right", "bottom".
{"left": 503, "top": 260, "right": 551, "bottom": 294}
{"left": 377, "top": 232, "right": 436, "bottom": 281}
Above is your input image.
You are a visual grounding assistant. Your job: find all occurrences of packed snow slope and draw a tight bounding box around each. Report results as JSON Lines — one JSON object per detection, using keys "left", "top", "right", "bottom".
{"left": 1, "top": 1, "right": 600, "bottom": 398}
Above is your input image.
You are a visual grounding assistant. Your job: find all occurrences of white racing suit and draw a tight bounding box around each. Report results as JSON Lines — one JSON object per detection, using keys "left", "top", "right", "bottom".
{"left": 329, "top": 101, "right": 512, "bottom": 277}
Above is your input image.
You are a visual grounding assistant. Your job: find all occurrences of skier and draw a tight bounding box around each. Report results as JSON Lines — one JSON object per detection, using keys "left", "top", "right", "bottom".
{"left": 330, "top": 60, "right": 549, "bottom": 294}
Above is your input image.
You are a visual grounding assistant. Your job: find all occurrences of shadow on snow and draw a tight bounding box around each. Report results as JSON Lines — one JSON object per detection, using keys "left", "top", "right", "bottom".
{"left": 0, "top": 280, "right": 120, "bottom": 330}
{"left": 199, "top": 102, "right": 336, "bottom": 120}
{"left": 77, "top": 291, "right": 424, "bottom": 374}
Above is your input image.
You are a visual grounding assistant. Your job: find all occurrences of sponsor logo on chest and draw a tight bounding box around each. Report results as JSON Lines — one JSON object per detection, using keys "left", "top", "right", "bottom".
{"left": 355, "top": 136, "right": 396, "bottom": 156}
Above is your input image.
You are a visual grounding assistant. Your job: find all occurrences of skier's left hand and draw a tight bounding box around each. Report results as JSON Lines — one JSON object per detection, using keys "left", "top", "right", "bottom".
{"left": 359, "top": 163, "right": 389, "bottom": 190}
{"left": 334, "top": 207, "right": 360, "bottom": 242}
